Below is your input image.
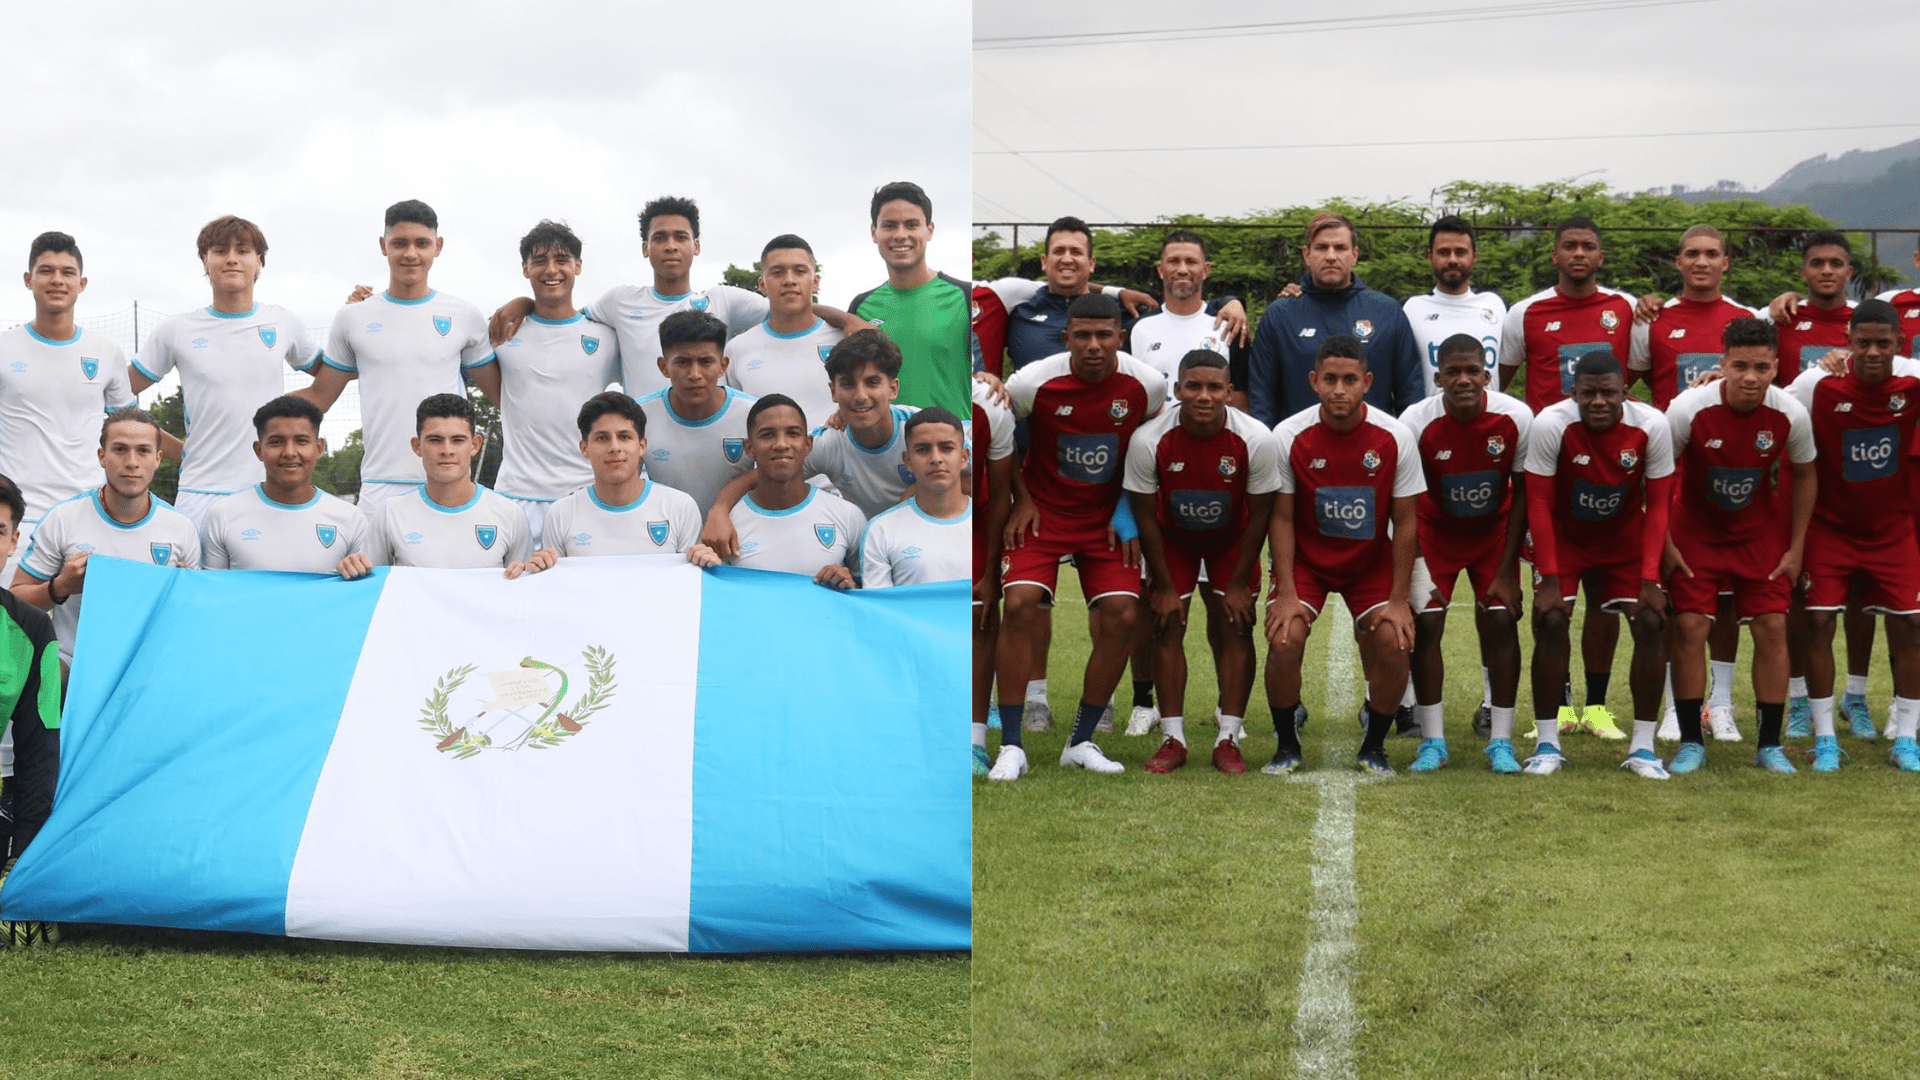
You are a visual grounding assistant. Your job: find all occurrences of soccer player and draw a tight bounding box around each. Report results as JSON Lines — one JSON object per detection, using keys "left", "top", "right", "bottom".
{"left": 686, "top": 394, "right": 867, "bottom": 585}
{"left": 0, "top": 232, "right": 137, "bottom": 579}
{"left": 1873, "top": 246, "right": 1920, "bottom": 357}
{"left": 12, "top": 407, "right": 201, "bottom": 667}
{"left": 1403, "top": 216, "right": 1508, "bottom": 397}
{"left": 536, "top": 391, "right": 702, "bottom": 558}
{"left": 309, "top": 200, "right": 497, "bottom": 522}
{"left": 1126, "top": 231, "right": 1252, "bottom": 401}
{"left": 486, "top": 220, "right": 622, "bottom": 542}
{"left": 1663, "top": 317, "right": 1816, "bottom": 773}
{"left": 0, "top": 474, "right": 60, "bottom": 898}
{"left": 1264, "top": 334, "right": 1424, "bottom": 775}
{"left": 1785, "top": 300, "right": 1920, "bottom": 771}
{"left": 1523, "top": 352, "right": 1675, "bottom": 778}
{"left": 367, "top": 394, "right": 541, "bottom": 576}
{"left": 725, "top": 234, "right": 843, "bottom": 427}
{"left": 851, "top": 181, "right": 974, "bottom": 414}
{"left": 634, "top": 311, "right": 757, "bottom": 518}
{"left": 200, "top": 396, "right": 371, "bottom": 575}
{"left": 1124, "top": 350, "right": 1279, "bottom": 774}
{"left": 1248, "top": 213, "right": 1423, "bottom": 426}
{"left": 973, "top": 377, "right": 1016, "bottom": 775}
{"left": 992, "top": 293, "right": 1165, "bottom": 780}
{"left": 860, "top": 408, "right": 971, "bottom": 587}
{"left": 1399, "top": 335, "right": 1533, "bottom": 773}
{"left": 129, "top": 215, "right": 323, "bottom": 530}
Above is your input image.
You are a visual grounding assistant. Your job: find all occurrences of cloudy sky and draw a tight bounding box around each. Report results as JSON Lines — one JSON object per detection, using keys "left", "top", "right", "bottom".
{"left": 0, "top": 0, "right": 968, "bottom": 436}
{"left": 974, "top": 0, "right": 1920, "bottom": 225}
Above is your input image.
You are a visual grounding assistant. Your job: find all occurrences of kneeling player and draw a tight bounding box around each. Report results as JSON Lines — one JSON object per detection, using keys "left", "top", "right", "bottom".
{"left": 1524, "top": 352, "right": 1675, "bottom": 777}
{"left": 1125, "top": 350, "right": 1278, "bottom": 774}
{"left": 538, "top": 391, "right": 701, "bottom": 558}
{"left": 1264, "top": 335, "right": 1424, "bottom": 775}
{"left": 1400, "top": 335, "right": 1533, "bottom": 773}
{"left": 201, "top": 396, "right": 372, "bottom": 575}
{"left": 368, "top": 394, "right": 543, "bottom": 577}
{"left": 1664, "top": 318, "right": 1815, "bottom": 773}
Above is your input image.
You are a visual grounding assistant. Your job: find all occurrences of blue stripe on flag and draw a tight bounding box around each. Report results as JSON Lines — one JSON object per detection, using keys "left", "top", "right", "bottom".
{"left": 0, "top": 559, "right": 385, "bottom": 933}
{"left": 687, "top": 567, "right": 971, "bottom": 952}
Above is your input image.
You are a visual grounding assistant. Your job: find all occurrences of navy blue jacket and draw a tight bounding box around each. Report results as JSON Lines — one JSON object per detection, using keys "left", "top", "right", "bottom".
{"left": 1248, "top": 274, "right": 1423, "bottom": 426}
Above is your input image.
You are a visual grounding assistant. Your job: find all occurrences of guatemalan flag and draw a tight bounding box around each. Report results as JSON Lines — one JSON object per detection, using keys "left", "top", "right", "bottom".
{"left": 0, "top": 556, "right": 969, "bottom": 952}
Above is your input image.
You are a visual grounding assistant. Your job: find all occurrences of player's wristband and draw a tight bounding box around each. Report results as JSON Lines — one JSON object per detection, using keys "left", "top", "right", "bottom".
{"left": 47, "top": 578, "right": 65, "bottom": 604}
{"left": 1109, "top": 497, "right": 1139, "bottom": 543}
{"left": 1100, "top": 285, "right": 1123, "bottom": 300}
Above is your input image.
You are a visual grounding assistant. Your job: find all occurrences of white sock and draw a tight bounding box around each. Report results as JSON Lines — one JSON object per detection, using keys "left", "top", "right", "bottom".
{"left": 1847, "top": 673, "right": 1869, "bottom": 697}
{"left": 1537, "top": 718, "right": 1561, "bottom": 753}
{"left": 972, "top": 722, "right": 988, "bottom": 749}
{"left": 1416, "top": 702, "right": 1445, "bottom": 740}
{"left": 1812, "top": 696, "right": 1836, "bottom": 738}
{"left": 1482, "top": 666, "right": 1494, "bottom": 708}
{"left": 1789, "top": 676, "right": 1808, "bottom": 700}
{"left": 1709, "top": 661, "right": 1736, "bottom": 709}
{"left": 1218, "top": 713, "right": 1245, "bottom": 744}
{"left": 1490, "top": 706, "right": 1516, "bottom": 741}
{"left": 1162, "top": 715, "right": 1187, "bottom": 746}
{"left": 1630, "top": 719, "right": 1656, "bottom": 754}
{"left": 1026, "top": 678, "right": 1048, "bottom": 703}
{"left": 1401, "top": 679, "right": 1417, "bottom": 708}
{"left": 1895, "top": 697, "right": 1920, "bottom": 740}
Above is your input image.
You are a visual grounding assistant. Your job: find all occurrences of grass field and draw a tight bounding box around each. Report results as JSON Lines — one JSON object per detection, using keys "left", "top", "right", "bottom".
{"left": 976, "top": 575, "right": 1920, "bottom": 1079}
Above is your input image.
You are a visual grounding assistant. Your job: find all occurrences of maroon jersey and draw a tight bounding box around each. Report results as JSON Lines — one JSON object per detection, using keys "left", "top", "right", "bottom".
{"left": 1525, "top": 398, "right": 1675, "bottom": 568}
{"left": 1774, "top": 301, "right": 1854, "bottom": 385}
{"left": 1876, "top": 288, "right": 1920, "bottom": 358}
{"left": 1787, "top": 366, "right": 1920, "bottom": 537}
{"left": 1502, "top": 286, "right": 1637, "bottom": 411}
{"left": 1123, "top": 406, "right": 1281, "bottom": 552}
{"left": 1006, "top": 351, "right": 1166, "bottom": 543}
{"left": 1638, "top": 295, "right": 1758, "bottom": 409}
{"left": 1399, "top": 390, "right": 1533, "bottom": 540}
{"left": 1666, "top": 382, "right": 1815, "bottom": 550}
{"left": 1272, "top": 403, "right": 1424, "bottom": 583}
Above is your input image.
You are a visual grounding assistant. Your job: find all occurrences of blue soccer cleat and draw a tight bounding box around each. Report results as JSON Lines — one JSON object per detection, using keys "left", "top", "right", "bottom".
{"left": 972, "top": 745, "right": 990, "bottom": 776}
{"left": 1262, "top": 749, "right": 1304, "bottom": 776}
{"left": 1485, "top": 738, "right": 1522, "bottom": 774}
{"left": 1620, "top": 748, "right": 1671, "bottom": 780}
{"left": 1811, "top": 735, "right": 1844, "bottom": 773}
{"left": 1843, "top": 693, "right": 1877, "bottom": 740}
{"left": 1407, "top": 739, "right": 1449, "bottom": 773}
{"left": 1669, "top": 742, "right": 1708, "bottom": 775}
{"left": 1787, "top": 697, "right": 1812, "bottom": 738}
{"left": 1888, "top": 736, "right": 1920, "bottom": 773}
{"left": 1755, "top": 745, "right": 1797, "bottom": 774}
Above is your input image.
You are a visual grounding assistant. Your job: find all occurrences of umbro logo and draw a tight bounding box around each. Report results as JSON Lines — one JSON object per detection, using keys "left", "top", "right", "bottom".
{"left": 1055, "top": 405, "right": 1073, "bottom": 416}
{"left": 1573, "top": 454, "right": 1591, "bottom": 465}
{"left": 1168, "top": 461, "right": 1185, "bottom": 472}
{"left": 1545, "top": 321, "right": 1562, "bottom": 332}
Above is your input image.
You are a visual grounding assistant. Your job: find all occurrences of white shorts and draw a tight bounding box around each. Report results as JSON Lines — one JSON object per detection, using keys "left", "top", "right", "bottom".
{"left": 172, "top": 489, "right": 234, "bottom": 532}
{"left": 356, "top": 480, "right": 424, "bottom": 521}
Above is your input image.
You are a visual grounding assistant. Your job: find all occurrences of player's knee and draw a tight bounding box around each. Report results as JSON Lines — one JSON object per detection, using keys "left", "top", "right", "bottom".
{"left": 1533, "top": 606, "right": 1570, "bottom": 637}
{"left": 1889, "top": 612, "right": 1920, "bottom": 647}
{"left": 1630, "top": 605, "right": 1665, "bottom": 640}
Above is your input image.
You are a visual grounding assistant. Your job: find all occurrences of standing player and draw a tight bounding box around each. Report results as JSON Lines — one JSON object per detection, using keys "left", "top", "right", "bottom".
{"left": 486, "top": 221, "right": 622, "bottom": 542}
{"left": 308, "top": 200, "right": 497, "bottom": 522}
{"left": 992, "top": 294, "right": 1165, "bottom": 780}
{"left": 1125, "top": 232, "right": 1247, "bottom": 403}
{"left": 129, "top": 216, "right": 323, "bottom": 530}
{"left": 1872, "top": 246, "right": 1920, "bottom": 357}
{"left": 860, "top": 408, "right": 972, "bottom": 587}
{"left": 725, "top": 235, "right": 844, "bottom": 427}
{"left": 1400, "top": 335, "right": 1533, "bottom": 773}
{"left": 974, "top": 377, "right": 1016, "bottom": 775}
{"left": 367, "top": 395, "right": 541, "bottom": 576}
{"left": 854, "top": 181, "right": 981, "bottom": 414}
{"left": 635, "top": 311, "right": 757, "bottom": 518}
{"left": 1786, "top": 300, "right": 1920, "bottom": 772}
{"left": 1403, "top": 216, "right": 1507, "bottom": 396}
{"left": 1663, "top": 318, "right": 1816, "bottom": 774}
{"left": 537, "top": 392, "right": 702, "bottom": 558}
{"left": 1522, "top": 353, "right": 1675, "bottom": 778}
{"left": 1124, "top": 350, "right": 1279, "bottom": 775}
{"left": 1263, "top": 335, "right": 1424, "bottom": 775}
{"left": 200, "top": 397, "right": 371, "bottom": 574}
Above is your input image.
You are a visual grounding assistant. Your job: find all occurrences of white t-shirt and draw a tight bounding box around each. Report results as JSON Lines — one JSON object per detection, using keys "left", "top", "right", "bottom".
{"left": 369, "top": 485, "right": 532, "bottom": 569}
{"left": 1402, "top": 289, "right": 1508, "bottom": 397}
{"left": 805, "top": 405, "right": 920, "bottom": 518}
{"left": 584, "top": 283, "right": 768, "bottom": 399}
{"left": 21, "top": 489, "right": 200, "bottom": 662}
{"left": 0, "top": 324, "right": 136, "bottom": 521}
{"left": 1127, "top": 307, "right": 1230, "bottom": 392}
{"left": 490, "top": 311, "right": 622, "bottom": 503}
{"left": 323, "top": 290, "right": 496, "bottom": 485}
{"left": 728, "top": 486, "right": 868, "bottom": 579}
{"left": 200, "top": 484, "right": 371, "bottom": 572}
{"left": 635, "top": 387, "right": 758, "bottom": 518}
{"left": 540, "top": 480, "right": 703, "bottom": 556}
{"left": 723, "top": 318, "right": 844, "bottom": 429}
{"left": 859, "top": 498, "right": 971, "bottom": 587}
{"left": 134, "top": 304, "right": 322, "bottom": 497}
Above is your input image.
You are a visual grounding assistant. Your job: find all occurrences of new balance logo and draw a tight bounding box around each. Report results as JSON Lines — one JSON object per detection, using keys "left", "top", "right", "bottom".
{"left": 1054, "top": 405, "right": 1073, "bottom": 416}
{"left": 1706, "top": 439, "right": 1722, "bottom": 448}
{"left": 1836, "top": 402, "right": 1854, "bottom": 412}
{"left": 1573, "top": 454, "right": 1591, "bottom": 465}
{"left": 1168, "top": 461, "right": 1185, "bottom": 472}
{"left": 1669, "top": 328, "right": 1687, "bottom": 339}
{"left": 1425, "top": 313, "right": 1440, "bottom": 321}
{"left": 1435, "top": 450, "right": 1452, "bottom": 460}
{"left": 1309, "top": 458, "right": 1326, "bottom": 469}
{"left": 1796, "top": 321, "right": 1813, "bottom": 331}
{"left": 1545, "top": 321, "right": 1562, "bottom": 332}
{"left": 1298, "top": 328, "right": 1317, "bottom": 337}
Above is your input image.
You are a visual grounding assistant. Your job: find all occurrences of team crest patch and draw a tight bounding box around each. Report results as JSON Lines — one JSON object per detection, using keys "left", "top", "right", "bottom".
{"left": 475, "top": 524, "right": 498, "bottom": 550}
{"left": 1353, "top": 319, "right": 1374, "bottom": 340}
{"left": 1361, "top": 449, "right": 1381, "bottom": 473}
{"left": 1486, "top": 435, "right": 1506, "bottom": 458}
{"left": 1619, "top": 448, "right": 1639, "bottom": 469}
{"left": 1894, "top": 395, "right": 1909, "bottom": 412}
{"left": 81, "top": 357, "right": 99, "bottom": 379}
{"left": 818, "top": 344, "right": 834, "bottom": 362}
{"left": 1480, "top": 307, "right": 1499, "bottom": 324}
{"left": 149, "top": 543, "right": 171, "bottom": 565}
{"left": 1600, "top": 310, "right": 1620, "bottom": 330}
{"left": 647, "top": 520, "right": 669, "bottom": 546}
{"left": 317, "top": 524, "right": 338, "bottom": 548}
{"left": 1219, "top": 455, "right": 1238, "bottom": 477}
{"left": 581, "top": 335, "right": 601, "bottom": 355}
{"left": 419, "top": 647, "right": 617, "bottom": 757}
{"left": 814, "top": 523, "right": 836, "bottom": 548}
{"left": 690, "top": 296, "right": 710, "bottom": 312}
{"left": 1755, "top": 430, "right": 1775, "bottom": 452}
{"left": 1110, "top": 399, "right": 1130, "bottom": 420}
{"left": 433, "top": 315, "right": 452, "bottom": 337}
{"left": 722, "top": 438, "right": 745, "bottom": 463}
{"left": 259, "top": 327, "right": 278, "bottom": 349}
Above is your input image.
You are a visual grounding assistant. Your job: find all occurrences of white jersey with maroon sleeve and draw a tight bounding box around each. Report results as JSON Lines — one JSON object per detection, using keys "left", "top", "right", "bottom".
{"left": 1272, "top": 403, "right": 1424, "bottom": 583}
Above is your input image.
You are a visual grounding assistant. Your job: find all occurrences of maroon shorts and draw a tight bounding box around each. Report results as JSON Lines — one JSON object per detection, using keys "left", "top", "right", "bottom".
{"left": 1803, "top": 521, "right": 1920, "bottom": 614}
{"left": 1668, "top": 538, "right": 1791, "bottom": 619}
{"left": 1421, "top": 526, "right": 1509, "bottom": 612}
{"left": 1269, "top": 562, "right": 1395, "bottom": 622}
{"left": 1002, "top": 529, "right": 1141, "bottom": 606}
{"left": 1537, "top": 553, "right": 1642, "bottom": 612}
{"left": 1163, "top": 540, "right": 1259, "bottom": 599}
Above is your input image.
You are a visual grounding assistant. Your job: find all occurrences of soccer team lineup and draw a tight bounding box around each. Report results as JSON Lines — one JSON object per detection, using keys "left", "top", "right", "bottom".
{"left": 968, "top": 211, "right": 1920, "bottom": 784}
{"left": 0, "top": 184, "right": 977, "bottom": 928}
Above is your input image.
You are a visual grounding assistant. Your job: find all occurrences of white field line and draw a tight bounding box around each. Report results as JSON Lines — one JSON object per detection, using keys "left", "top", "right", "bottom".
{"left": 1292, "top": 597, "right": 1361, "bottom": 1080}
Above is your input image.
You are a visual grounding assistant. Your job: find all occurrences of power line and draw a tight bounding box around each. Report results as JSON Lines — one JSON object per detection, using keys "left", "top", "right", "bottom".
{"left": 972, "top": 121, "right": 1920, "bottom": 156}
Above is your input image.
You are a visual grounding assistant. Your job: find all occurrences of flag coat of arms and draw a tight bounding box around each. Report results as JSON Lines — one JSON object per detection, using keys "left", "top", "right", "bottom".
{"left": 0, "top": 556, "right": 968, "bottom": 952}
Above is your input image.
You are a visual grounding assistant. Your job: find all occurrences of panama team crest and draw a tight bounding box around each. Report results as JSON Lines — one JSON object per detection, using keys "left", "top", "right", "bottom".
{"left": 814, "top": 524, "right": 836, "bottom": 548}
{"left": 433, "top": 315, "right": 452, "bottom": 337}
{"left": 722, "top": 438, "right": 745, "bottom": 463}
{"left": 581, "top": 335, "right": 601, "bottom": 355}
{"left": 316, "top": 524, "right": 338, "bottom": 548}
{"left": 1619, "top": 448, "right": 1639, "bottom": 469}
{"left": 81, "top": 357, "right": 99, "bottom": 379}
{"left": 1219, "top": 455, "right": 1238, "bottom": 477}
{"left": 1353, "top": 319, "right": 1374, "bottom": 339}
{"left": 475, "top": 525, "right": 498, "bottom": 550}
{"left": 647, "top": 520, "right": 669, "bottom": 545}
{"left": 419, "top": 648, "right": 617, "bottom": 758}
{"left": 1110, "top": 399, "right": 1130, "bottom": 420}
{"left": 1755, "top": 430, "right": 1775, "bottom": 452}
{"left": 1600, "top": 310, "right": 1620, "bottom": 330}
{"left": 1486, "top": 435, "right": 1506, "bottom": 458}
{"left": 258, "top": 327, "right": 277, "bottom": 349}
{"left": 1361, "top": 449, "right": 1381, "bottom": 474}
{"left": 1894, "top": 394, "right": 1909, "bottom": 413}
{"left": 149, "top": 543, "right": 171, "bottom": 565}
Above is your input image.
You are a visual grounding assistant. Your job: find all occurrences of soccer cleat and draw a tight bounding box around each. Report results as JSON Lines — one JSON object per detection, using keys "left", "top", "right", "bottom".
{"left": 1394, "top": 704, "right": 1419, "bottom": 738}
{"left": 1522, "top": 749, "right": 1565, "bottom": 775}
{"left": 1212, "top": 739, "right": 1249, "bottom": 774}
{"left": 1668, "top": 742, "right": 1707, "bottom": 775}
{"left": 2, "top": 918, "right": 60, "bottom": 947}
{"left": 1144, "top": 737, "right": 1188, "bottom": 774}
{"left": 1754, "top": 745, "right": 1798, "bottom": 774}
{"left": 1843, "top": 693, "right": 1877, "bottom": 740}
{"left": 1125, "top": 705, "right": 1160, "bottom": 737}
{"left": 1583, "top": 705, "right": 1628, "bottom": 741}
{"left": 1407, "top": 739, "right": 1448, "bottom": 772}
{"left": 1787, "top": 697, "right": 1813, "bottom": 738}
{"left": 1261, "top": 749, "right": 1304, "bottom": 776}
{"left": 1485, "top": 738, "right": 1522, "bottom": 774}
{"left": 987, "top": 744, "right": 1029, "bottom": 782}
{"left": 1022, "top": 701, "right": 1053, "bottom": 732}
{"left": 1811, "top": 735, "right": 1844, "bottom": 773}
{"left": 1355, "top": 749, "right": 1395, "bottom": 776}
{"left": 1473, "top": 703, "right": 1492, "bottom": 740}
{"left": 1059, "top": 739, "right": 1125, "bottom": 774}
{"left": 972, "top": 745, "right": 990, "bottom": 776}
{"left": 1888, "top": 737, "right": 1920, "bottom": 773}
{"left": 1095, "top": 705, "right": 1115, "bottom": 733}
{"left": 1294, "top": 703, "right": 1310, "bottom": 731}
{"left": 1620, "top": 749, "right": 1671, "bottom": 780}
{"left": 1657, "top": 708, "right": 1681, "bottom": 742}
{"left": 1706, "top": 705, "right": 1742, "bottom": 742}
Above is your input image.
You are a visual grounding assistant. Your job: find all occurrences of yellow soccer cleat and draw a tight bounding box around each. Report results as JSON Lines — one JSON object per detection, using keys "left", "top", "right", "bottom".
{"left": 1582, "top": 704, "right": 1628, "bottom": 741}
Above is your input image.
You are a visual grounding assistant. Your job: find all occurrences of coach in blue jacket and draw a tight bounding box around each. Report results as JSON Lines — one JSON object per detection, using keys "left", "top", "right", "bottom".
{"left": 1249, "top": 213, "right": 1424, "bottom": 425}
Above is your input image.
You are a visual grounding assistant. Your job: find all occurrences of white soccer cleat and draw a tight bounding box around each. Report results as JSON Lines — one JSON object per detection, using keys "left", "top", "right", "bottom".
{"left": 1125, "top": 705, "right": 1160, "bottom": 737}
{"left": 1657, "top": 707, "right": 1681, "bottom": 742}
{"left": 1522, "top": 750, "right": 1565, "bottom": 776}
{"left": 1706, "top": 704, "right": 1742, "bottom": 742}
{"left": 987, "top": 745, "right": 1030, "bottom": 782}
{"left": 1620, "top": 749, "right": 1672, "bottom": 780}
{"left": 1059, "top": 740, "right": 1125, "bottom": 774}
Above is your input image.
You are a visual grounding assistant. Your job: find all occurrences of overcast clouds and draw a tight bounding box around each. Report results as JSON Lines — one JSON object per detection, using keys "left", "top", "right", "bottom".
{"left": 974, "top": 0, "right": 1920, "bottom": 225}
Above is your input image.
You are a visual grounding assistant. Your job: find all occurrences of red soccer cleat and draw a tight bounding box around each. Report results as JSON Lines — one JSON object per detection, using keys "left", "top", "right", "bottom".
{"left": 1144, "top": 737, "right": 1189, "bottom": 774}
{"left": 1211, "top": 739, "right": 1249, "bottom": 774}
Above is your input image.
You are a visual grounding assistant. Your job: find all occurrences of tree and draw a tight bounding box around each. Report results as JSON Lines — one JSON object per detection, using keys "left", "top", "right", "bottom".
{"left": 148, "top": 387, "right": 186, "bottom": 504}
{"left": 312, "top": 428, "right": 362, "bottom": 499}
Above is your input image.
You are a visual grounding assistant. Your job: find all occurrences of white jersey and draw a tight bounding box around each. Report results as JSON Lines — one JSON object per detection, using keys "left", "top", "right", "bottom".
{"left": 133, "top": 304, "right": 322, "bottom": 497}
{"left": 323, "top": 290, "right": 496, "bottom": 485}
{"left": 200, "top": 484, "right": 371, "bottom": 572}
{"left": 583, "top": 283, "right": 768, "bottom": 398}
{"left": 540, "top": 480, "right": 703, "bottom": 556}
{"left": 805, "top": 405, "right": 920, "bottom": 518}
{"left": 1126, "top": 306, "right": 1230, "bottom": 392}
{"left": 0, "top": 324, "right": 136, "bottom": 521}
{"left": 634, "top": 387, "right": 757, "bottom": 518}
{"left": 490, "top": 311, "right": 622, "bottom": 503}
{"left": 369, "top": 485, "right": 531, "bottom": 569}
{"left": 20, "top": 490, "right": 200, "bottom": 663}
{"left": 723, "top": 318, "right": 844, "bottom": 428}
{"left": 859, "top": 499, "right": 971, "bottom": 587}
{"left": 728, "top": 486, "right": 868, "bottom": 579}
{"left": 1402, "top": 289, "right": 1507, "bottom": 397}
